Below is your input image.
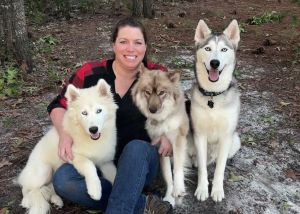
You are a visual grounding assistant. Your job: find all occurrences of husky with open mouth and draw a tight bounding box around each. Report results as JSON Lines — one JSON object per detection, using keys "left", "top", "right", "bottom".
{"left": 190, "top": 19, "right": 241, "bottom": 202}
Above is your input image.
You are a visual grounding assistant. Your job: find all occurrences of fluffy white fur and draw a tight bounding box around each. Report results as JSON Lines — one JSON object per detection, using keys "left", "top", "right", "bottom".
{"left": 17, "top": 79, "right": 118, "bottom": 214}
{"left": 131, "top": 67, "right": 189, "bottom": 206}
{"left": 191, "top": 19, "right": 241, "bottom": 202}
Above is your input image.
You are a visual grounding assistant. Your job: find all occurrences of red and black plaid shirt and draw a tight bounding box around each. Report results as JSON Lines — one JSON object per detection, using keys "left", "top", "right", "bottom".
{"left": 47, "top": 59, "right": 167, "bottom": 162}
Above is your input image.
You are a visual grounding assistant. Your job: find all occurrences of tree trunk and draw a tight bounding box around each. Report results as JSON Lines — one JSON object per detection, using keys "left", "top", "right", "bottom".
{"left": 132, "top": 0, "right": 143, "bottom": 17}
{"left": 143, "top": 0, "right": 153, "bottom": 18}
{"left": 0, "top": 0, "right": 32, "bottom": 72}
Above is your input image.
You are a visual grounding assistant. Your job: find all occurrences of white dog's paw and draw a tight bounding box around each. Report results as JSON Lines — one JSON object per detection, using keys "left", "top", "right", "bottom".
{"left": 51, "top": 194, "right": 64, "bottom": 208}
{"left": 163, "top": 194, "right": 175, "bottom": 207}
{"left": 172, "top": 183, "right": 186, "bottom": 198}
{"left": 211, "top": 184, "right": 224, "bottom": 202}
{"left": 87, "top": 179, "right": 102, "bottom": 200}
{"left": 194, "top": 183, "right": 209, "bottom": 201}
{"left": 21, "top": 196, "right": 31, "bottom": 209}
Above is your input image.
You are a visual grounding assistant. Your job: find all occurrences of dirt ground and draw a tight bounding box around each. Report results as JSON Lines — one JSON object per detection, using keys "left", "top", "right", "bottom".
{"left": 0, "top": 0, "right": 300, "bottom": 213}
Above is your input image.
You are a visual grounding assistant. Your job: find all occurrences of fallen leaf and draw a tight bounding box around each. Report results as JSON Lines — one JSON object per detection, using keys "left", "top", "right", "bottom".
{"left": 0, "top": 207, "right": 9, "bottom": 214}
{"left": 0, "top": 159, "right": 12, "bottom": 168}
{"left": 229, "top": 172, "right": 243, "bottom": 182}
{"left": 280, "top": 101, "right": 291, "bottom": 106}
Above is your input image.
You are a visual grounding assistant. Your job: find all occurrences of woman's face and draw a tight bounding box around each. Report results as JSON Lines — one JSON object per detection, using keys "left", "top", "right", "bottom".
{"left": 113, "top": 26, "right": 147, "bottom": 71}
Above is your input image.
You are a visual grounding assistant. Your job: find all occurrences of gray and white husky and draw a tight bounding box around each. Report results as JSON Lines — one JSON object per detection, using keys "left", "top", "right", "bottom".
{"left": 190, "top": 19, "right": 241, "bottom": 202}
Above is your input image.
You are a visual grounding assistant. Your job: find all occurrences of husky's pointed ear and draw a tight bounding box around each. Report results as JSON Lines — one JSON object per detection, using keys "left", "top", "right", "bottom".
{"left": 65, "top": 84, "right": 80, "bottom": 103}
{"left": 194, "top": 19, "right": 211, "bottom": 44}
{"left": 138, "top": 63, "right": 145, "bottom": 75}
{"left": 97, "top": 79, "right": 111, "bottom": 97}
{"left": 223, "top": 19, "right": 240, "bottom": 49}
{"left": 168, "top": 70, "right": 181, "bottom": 83}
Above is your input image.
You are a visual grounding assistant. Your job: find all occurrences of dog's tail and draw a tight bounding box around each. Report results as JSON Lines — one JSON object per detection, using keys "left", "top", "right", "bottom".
{"left": 21, "top": 186, "right": 52, "bottom": 214}
{"left": 229, "top": 132, "right": 241, "bottom": 158}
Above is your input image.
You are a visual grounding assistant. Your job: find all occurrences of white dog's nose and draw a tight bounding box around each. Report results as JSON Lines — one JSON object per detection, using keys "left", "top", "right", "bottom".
{"left": 210, "top": 59, "right": 220, "bottom": 69}
{"left": 89, "top": 126, "right": 98, "bottom": 134}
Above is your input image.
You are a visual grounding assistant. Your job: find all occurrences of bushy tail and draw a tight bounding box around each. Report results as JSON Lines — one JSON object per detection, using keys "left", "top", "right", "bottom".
{"left": 21, "top": 186, "right": 52, "bottom": 214}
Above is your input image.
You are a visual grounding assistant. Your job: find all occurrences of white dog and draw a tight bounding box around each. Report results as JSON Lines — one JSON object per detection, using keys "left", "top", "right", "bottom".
{"left": 17, "top": 79, "right": 118, "bottom": 214}
{"left": 131, "top": 66, "right": 189, "bottom": 206}
{"left": 190, "top": 19, "right": 241, "bottom": 202}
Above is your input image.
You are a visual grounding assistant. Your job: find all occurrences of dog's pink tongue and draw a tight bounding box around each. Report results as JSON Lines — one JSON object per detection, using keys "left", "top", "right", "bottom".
{"left": 209, "top": 69, "right": 219, "bottom": 82}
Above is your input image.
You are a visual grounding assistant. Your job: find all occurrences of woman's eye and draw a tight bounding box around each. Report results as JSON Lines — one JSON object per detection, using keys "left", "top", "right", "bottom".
{"left": 82, "top": 111, "right": 88, "bottom": 116}
{"left": 221, "top": 48, "right": 228, "bottom": 52}
{"left": 96, "top": 109, "right": 102, "bottom": 114}
{"left": 205, "top": 47, "right": 211, "bottom": 51}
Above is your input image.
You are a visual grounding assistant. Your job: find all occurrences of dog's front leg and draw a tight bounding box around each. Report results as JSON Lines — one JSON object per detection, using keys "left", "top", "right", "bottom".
{"left": 193, "top": 133, "right": 209, "bottom": 201}
{"left": 211, "top": 135, "right": 232, "bottom": 202}
{"left": 99, "top": 161, "right": 117, "bottom": 184}
{"left": 160, "top": 156, "right": 175, "bottom": 206}
{"left": 72, "top": 155, "right": 102, "bottom": 200}
{"left": 172, "top": 134, "right": 187, "bottom": 198}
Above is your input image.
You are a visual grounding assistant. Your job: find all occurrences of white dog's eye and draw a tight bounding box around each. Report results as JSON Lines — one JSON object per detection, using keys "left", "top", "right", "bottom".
{"left": 205, "top": 47, "right": 211, "bottom": 51}
{"left": 221, "top": 48, "right": 228, "bottom": 52}
{"left": 96, "top": 109, "right": 102, "bottom": 114}
{"left": 82, "top": 111, "right": 88, "bottom": 116}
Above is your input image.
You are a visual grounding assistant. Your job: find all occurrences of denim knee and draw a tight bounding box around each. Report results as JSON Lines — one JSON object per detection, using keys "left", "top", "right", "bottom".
{"left": 53, "top": 163, "right": 77, "bottom": 196}
{"left": 122, "top": 140, "right": 156, "bottom": 160}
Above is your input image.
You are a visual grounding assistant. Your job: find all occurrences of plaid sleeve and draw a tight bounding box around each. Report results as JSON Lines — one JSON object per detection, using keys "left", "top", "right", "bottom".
{"left": 146, "top": 62, "right": 168, "bottom": 72}
{"left": 47, "top": 63, "right": 98, "bottom": 114}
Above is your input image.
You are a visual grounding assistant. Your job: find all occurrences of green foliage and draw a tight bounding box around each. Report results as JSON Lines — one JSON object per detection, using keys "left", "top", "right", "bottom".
{"left": 35, "top": 35, "right": 59, "bottom": 54}
{"left": 0, "top": 67, "right": 22, "bottom": 98}
{"left": 79, "top": 0, "right": 96, "bottom": 13}
{"left": 292, "top": 0, "right": 300, "bottom": 5}
{"left": 234, "top": 69, "right": 242, "bottom": 79}
{"left": 239, "top": 23, "right": 247, "bottom": 33}
{"left": 249, "top": 11, "right": 284, "bottom": 25}
{"left": 294, "top": 43, "right": 300, "bottom": 57}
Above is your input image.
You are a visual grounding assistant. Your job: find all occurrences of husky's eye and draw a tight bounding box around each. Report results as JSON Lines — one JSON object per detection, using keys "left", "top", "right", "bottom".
{"left": 158, "top": 91, "right": 165, "bottom": 96}
{"left": 144, "top": 90, "right": 151, "bottom": 96}
{"left": 96, "top": 109, "right": 102, "bottom": 114}
{"left": 205, "top": 47, "right": 211, "bottom": 51}
{"left": 82, "top": 111, "right": 88, "bottom": 116}
{"left": 221, "top": 48, "right": 228, "bottom": 52}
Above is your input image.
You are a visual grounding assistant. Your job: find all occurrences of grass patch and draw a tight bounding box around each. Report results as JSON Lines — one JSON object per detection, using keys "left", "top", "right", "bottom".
{"left": 35, "top": 35, "right": 59, "bottom": 54}
{"left": 0, "top": 67, "right": 22, "bottom": 98}
{"left": 249, "top": 11, "right": 284, "bottom": 25}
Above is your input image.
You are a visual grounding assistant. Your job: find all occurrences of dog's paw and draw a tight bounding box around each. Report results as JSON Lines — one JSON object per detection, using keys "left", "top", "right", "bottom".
{"left": 21, "top": 196, "right": 31, "bottom": 209}
{"left": 87, "top": 179, "right": 102, "bottom": 200}
{"left": 172, "top": 184, "right": 186, "bottom": 198}
{"left": 163, "top": 194, "right": 175, "bottom": 207}
{"left": 194, "top": 183, "right": 209, "bottom": 201}
{"left": 51, "top": 194, "right": 64, "bottom": 208}
{"left": 211, "top": 184, "right": 224, "bottom": 202}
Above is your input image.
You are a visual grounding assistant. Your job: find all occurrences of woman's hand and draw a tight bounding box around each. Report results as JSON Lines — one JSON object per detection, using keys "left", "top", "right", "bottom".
{"left": 58, "top": 132, "right": 74, "bottom": 162}
{"left": 152, "top": 134, "right": 173, "bottom": 157}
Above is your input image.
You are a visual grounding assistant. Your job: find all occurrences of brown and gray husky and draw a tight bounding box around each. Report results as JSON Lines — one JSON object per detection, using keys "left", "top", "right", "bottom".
{"left": 131, "top": 65, "right": 189, "bottom": 206}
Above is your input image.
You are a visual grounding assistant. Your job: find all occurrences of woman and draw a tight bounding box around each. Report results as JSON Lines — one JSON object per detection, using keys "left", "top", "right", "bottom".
{"left": 48, "top": 17, "right": 173, "bottom": 214}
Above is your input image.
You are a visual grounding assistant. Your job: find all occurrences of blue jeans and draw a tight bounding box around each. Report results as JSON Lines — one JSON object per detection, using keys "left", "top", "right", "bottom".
{"left": 53, "top": 140, "right": 159, "bottom": 214}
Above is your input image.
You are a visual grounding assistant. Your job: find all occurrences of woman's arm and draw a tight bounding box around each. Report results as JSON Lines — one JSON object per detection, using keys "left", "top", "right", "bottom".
{"left": 50, "top": 107, "right": 74, "bottom": 162}
{"left": 152, "top": 134, "right": 173, "bottom": 157}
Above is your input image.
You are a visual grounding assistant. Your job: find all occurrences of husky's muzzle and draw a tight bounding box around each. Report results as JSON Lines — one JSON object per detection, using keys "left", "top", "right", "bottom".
{"left": 205, "top": 59, "right": 224, "bottom": 82}
{"left": 89, "top": 126, "right": 101, "bottom": 140}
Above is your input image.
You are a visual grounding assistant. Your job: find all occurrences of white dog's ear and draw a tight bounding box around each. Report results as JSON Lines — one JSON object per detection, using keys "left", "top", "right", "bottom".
{"left": 194, "top": 19, "right": 211, "bottom": 44}
{"left": 223, "top": 19, "right": 240, "bottom": 48}
{"left": 168, "top": 70, "right": 181, "bottom": 83}
{"left": 65, "top": 84, "right": 80, "bottom": 103}
{"left": 97, "top": 79, "right": 111, "bottom": 97}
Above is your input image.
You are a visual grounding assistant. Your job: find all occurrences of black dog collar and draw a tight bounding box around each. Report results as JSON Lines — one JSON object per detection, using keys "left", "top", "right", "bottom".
{"left": 198, "top": 82, "right": 234, "bottom": 108}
